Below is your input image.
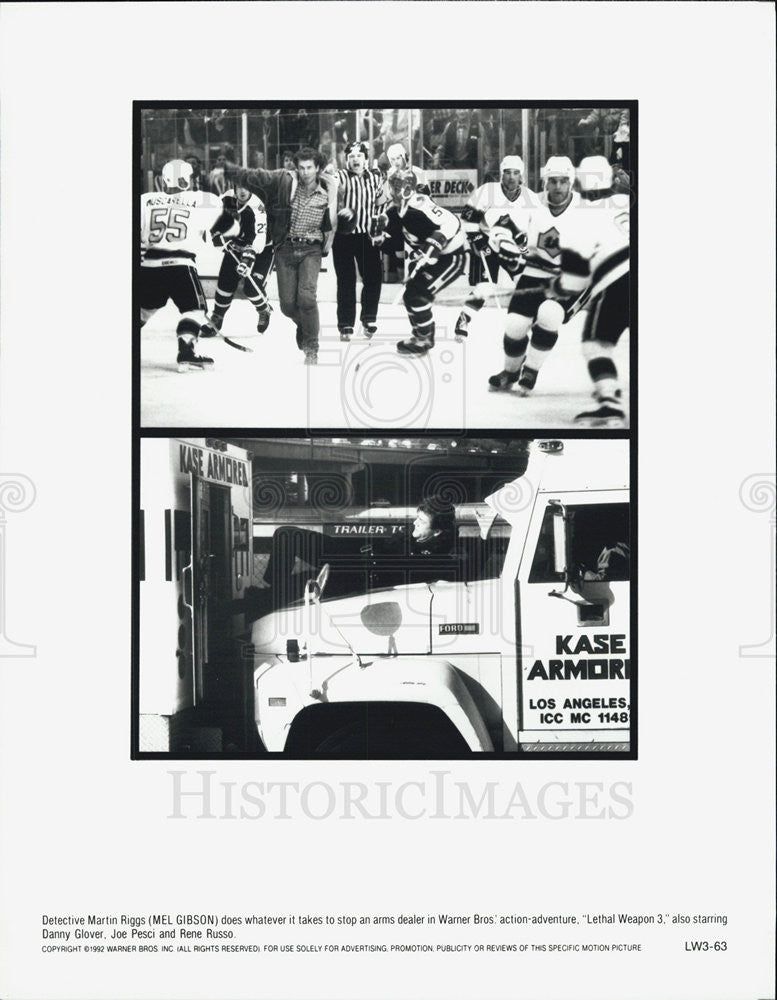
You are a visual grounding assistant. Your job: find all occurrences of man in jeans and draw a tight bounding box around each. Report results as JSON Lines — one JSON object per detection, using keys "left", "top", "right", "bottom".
{"left": 227, "top": 147, "right": 338, "bottom": 363}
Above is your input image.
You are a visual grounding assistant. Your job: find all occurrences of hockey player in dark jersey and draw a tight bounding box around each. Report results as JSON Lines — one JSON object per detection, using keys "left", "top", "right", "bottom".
{"left": 200, "top": 185, "right": 274, "bottom": 338}
{"left": 370, "top": 169, "right": 467, "bottom": 356}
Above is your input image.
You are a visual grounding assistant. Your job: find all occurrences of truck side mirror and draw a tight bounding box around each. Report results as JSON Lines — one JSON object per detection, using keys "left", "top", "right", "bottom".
{"left": 546, "top": 501, "right": 572, "bottom": 598}
{"left": 546, "top": 503, "right": 614, "bottom": 617}
{"left": 551, "top": 502, "right": 568, "bottom": 577}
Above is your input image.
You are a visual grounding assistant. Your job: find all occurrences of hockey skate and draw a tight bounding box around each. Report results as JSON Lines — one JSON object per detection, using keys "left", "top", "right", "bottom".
{"left": 361, "top": 321, "right": 377, "bottom": 339}
{"left": 397, "top": 333, "right": 434, "bottom": 357}
{"left": 339, "top": 325, "right": 354, "bottom": 342}
{"left": 516, "top": 364, "right": 539, "bottom": 396}
{"left": 454, "top": 311, "right": 470, "bottom": 340}
{"left": 199, "top": 320, "right": 219, "bottom": 339}
{"left": 303, "top": 350, "right": 318, "bottom": 366}
{"left": 177, "top": 339, "right": 214, "bottom": 372}
{"left": 199, "top": 312, "right": 223, "bottom": 338}
{"left": 593, "top": 386, "right": 622, "bottom": 402}
{"left": 575, "top": 398, "right": 626, "bottom": 428}
{"left": 256, "top": 303, "right": 272, "bottom": 334}
{"left": 487, "top": 369, "right": 521, "bottom": 391}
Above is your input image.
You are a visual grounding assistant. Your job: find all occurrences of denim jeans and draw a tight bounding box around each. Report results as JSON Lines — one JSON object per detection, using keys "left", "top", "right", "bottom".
{"left": 275, "top": 242, "right": 323, "bottom": 352}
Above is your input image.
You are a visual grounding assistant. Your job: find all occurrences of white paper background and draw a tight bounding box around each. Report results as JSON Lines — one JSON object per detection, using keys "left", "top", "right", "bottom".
{"left": 0, "top": 3, "right": 774, "bottom": 999}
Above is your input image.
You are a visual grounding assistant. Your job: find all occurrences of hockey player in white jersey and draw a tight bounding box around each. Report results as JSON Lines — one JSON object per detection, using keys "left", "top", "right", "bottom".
{"left": 487, "top": 155, "right": 581, "bottom": 394}
{"left": 370, "top": 168, "right": 467, "bottom": 356}
{"left": 140, "top": 159, "right": 220, "bottom": 371}
{"left": 455, "top": 155, "right": 540, "bottom": 338}
{"left": 200, "top": 185, "right": 274, "bottom": 338}
{"left": 384, "top": 142, "right": 429, "bottom": 195}
{"left": 549, "top": 155, "right": 630, "bottom": 425}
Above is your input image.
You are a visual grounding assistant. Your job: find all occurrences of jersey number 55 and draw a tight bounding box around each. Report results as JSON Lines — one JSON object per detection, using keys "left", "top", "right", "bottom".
{"left": 148, "top": 206, "right": 191, "bottom": 243}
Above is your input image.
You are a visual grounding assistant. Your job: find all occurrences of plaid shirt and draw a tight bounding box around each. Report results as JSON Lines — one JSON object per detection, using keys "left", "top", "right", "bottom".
{"left": 289, "top": 183, "right": 329, "bottom": 242}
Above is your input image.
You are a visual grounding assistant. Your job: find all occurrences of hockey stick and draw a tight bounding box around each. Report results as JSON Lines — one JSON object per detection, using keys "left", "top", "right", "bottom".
{"left": 225, "top": 242, "right": 274, "bottom": 311}
{"left": 465, "top": 243, "right": 530, "bottom": 306}
{"left": 203, "top": 250, "right": 255, "bottom": 354}
{"left": 477, "top": 248, "right": 497, "bottom": 285}
{"left": 429, "top": 285, "right": 515, "bottom": 308}
{"left": 221, "top": 333, "right": 253, "bottom": 352}
{"left": 204, "top": 243, "right": 275, "bottom": 353}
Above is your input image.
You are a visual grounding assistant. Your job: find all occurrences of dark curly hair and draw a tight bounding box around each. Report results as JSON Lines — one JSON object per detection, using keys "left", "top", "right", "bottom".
{"left": 417, "top": 495, "right": 456, "bottom": 534}
{"left": 294, "top": 146, "right": 327, "bottom": 171}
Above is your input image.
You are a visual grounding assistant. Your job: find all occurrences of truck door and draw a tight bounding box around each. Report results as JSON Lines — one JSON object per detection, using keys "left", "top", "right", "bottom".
{"left": 516, "top": 494, "right": 631, "bottom": 747}
{"left": 191, "top": 476, "right": 233, "bottom": 705}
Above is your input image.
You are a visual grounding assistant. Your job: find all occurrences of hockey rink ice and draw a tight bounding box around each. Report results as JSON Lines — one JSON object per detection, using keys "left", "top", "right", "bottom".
{"left": 140, "top": 270, "right": 630, "bottom": 429}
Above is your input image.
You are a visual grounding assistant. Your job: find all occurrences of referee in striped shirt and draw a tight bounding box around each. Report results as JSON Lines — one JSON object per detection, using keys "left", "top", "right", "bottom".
{"left": 333, "top": 140, "right": 385, "bottom": 339}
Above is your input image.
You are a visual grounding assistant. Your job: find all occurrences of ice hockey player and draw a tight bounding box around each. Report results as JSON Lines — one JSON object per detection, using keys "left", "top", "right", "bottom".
{"left": 455, "top": 155, "right": 540, "bottom": 337}
{"left": 487, "top": 155, "right": 581, "bottom": 395}
{"left": 140, "top": 159, "right": 219, "bottom": 371}
{"left": 200, "top": 184, "right": 273, "bottom": 339}
{"left": 375, "top": 143, "right": 431, "bottom": 292}
{"left": 384, "top": 142, "right": 429, "bottom": 194}
{"left": 550, "top": 155, "right": 630, "bottom": 426}
{"left": 370, "top": 168, "right": 467, "bottom": 356}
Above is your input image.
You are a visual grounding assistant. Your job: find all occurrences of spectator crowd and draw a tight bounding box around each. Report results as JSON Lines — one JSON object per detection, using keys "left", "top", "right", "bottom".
{"left": 145, "top": 107, "right": 632, "bottom": 195}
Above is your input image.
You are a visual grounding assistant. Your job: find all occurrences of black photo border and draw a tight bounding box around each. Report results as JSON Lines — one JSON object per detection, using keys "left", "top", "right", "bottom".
{"left": 131, "top": 99, "right": 638, "bottom": 763}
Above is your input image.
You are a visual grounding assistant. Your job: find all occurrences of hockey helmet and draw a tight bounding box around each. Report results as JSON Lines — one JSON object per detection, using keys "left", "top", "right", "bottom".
{"left": 388, "top": 167, "right": 417, "bottom": 207}
{"left": 576, "top": 155, "right": 613, "bottom": 193}
{"left": 500, "top": 155, "right": 525, "bottom": 175}
{"left": 541, "top": 155, "right": 575, "bottom": 185}
{"left": 386, "top": 142, "right": 408, "bottom": 168}
{"left": 162, "top": 159, "right": 194, "bottom": 192}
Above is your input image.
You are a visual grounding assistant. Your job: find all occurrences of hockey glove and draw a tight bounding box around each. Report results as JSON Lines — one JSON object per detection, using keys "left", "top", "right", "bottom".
{"left": 419, "top": 234, "right": 444, "bottom": 268}
{"left": 236, "top": 247, "right": 256, "bottom": 277}
{"left": 497, "top": 238, "right": 527, "bottom": 274}
{"left": 369, "top": 212, "right": 389, "bottom": 240}
{"left": 337, "top": 207, "right": 356, "bottom": 234}
{"left": 225, "top": 239, "right": 251, "bottom": 265}
{"left": 492, "top": 225, "right": 528, "bottom": 254}
{"left": 460, "top": 203, "right": 485, "bottom": 225}
{"left": 545, "top": 275, "right": 575, "bottom": 304}
{"left": 489, "top": 225, "right": 528, "bottom": 274}
{"left": 490, "top": 214, "right": 528, "bottom": 250}
{"left": 467, "top": 229, "right": 490, "bottom": 255}
{"left": 208, "top": 230, "right": 229, "bottom": 249}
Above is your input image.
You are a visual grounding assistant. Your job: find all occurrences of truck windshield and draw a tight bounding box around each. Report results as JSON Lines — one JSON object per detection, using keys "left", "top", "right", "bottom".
{"left": 255, "top": 521, "right": 511, "bottom": 612}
